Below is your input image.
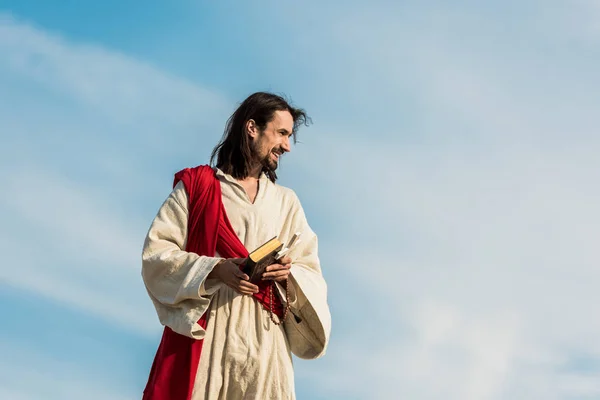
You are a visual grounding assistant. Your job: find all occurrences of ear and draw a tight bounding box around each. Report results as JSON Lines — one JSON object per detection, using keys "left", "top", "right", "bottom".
{"left": 246, "top": 119, "right": 259, "bottom": 139}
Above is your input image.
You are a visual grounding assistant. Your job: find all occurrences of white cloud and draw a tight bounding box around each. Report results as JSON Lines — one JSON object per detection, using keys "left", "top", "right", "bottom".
{"left": 0, "top": 14, "right": 229, "bottom": 334}
{"left": 280, "top": 2, "right": 600, "bottom": 399}
{"left": 0, "top": 342, "right": 136, "bottom": 400}
{"left": 0, "top": 166, "right": 157, "bottom": 333}
{"left": 2, "top": 3, "right": 600, "bottom": 400}
{"left": 0, "top": 13, "right": 227, "bottom": 129}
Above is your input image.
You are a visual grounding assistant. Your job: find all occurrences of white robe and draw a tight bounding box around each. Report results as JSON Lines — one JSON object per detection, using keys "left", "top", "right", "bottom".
{"left": 141, "top": 168, "right": 331, "bottom": 400}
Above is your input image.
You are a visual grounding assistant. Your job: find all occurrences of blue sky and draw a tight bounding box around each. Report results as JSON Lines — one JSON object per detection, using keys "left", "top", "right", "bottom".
{"left": 1, "top": 1, "right": 600, "bottom": 399}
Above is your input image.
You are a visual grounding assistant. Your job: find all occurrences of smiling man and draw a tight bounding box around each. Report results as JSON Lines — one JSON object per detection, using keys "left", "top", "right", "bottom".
{"left": 141, "top": 92, "right": 331, "bottom": 400}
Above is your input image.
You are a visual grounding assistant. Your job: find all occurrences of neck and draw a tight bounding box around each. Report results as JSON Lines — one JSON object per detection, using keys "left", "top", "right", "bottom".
{"left": 246, "top": 162, "right": 263, "bottom": 180}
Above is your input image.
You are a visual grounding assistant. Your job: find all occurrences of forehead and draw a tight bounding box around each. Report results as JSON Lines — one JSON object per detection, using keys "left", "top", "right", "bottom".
{"left": 268, "top": 110, "right": 294, "bottom": 131}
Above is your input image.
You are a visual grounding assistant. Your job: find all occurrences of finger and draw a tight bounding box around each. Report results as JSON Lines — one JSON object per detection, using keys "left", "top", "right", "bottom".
{"left": 226, "top": 280, "right": 255, "bottom": 295}
{"left": 265, "top": 264, "right": 281, "bottom": 272}
{"left": 264, "top": 271, "right": 291, "bottom": 282}
{"left": 239, "top": 287, "right": 256, "bottom": 295}
{"left": 233, "top": 268, "right": 250, "bottom": 281}
{"left": 266, "top": 263, "right": 292, "bottom": 272}
{"left": 263, "top": 270, "right": 291, "bottom": 280}
{"left": 239, "top": 280, "right": 259, "bottom": 293}
{"left": 264, "top": 264, "right": 291, "bottom": 274}
{"left": 263, "top": 269, "right": 289, "bottom": 278}
{"left": 229, "top": 258, "right": 247, "bottom": 265}
{"left": 278, "top": 256, "right": 292, "bottom": 265}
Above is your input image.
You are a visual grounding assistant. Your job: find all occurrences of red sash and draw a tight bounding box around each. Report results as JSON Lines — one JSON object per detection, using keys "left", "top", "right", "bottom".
{"left": 142, "top": 165, "right": 283, "bottom": 400}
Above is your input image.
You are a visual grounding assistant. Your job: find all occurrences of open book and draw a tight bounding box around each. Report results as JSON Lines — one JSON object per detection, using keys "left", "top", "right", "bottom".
{"left": 242, "top": 233, "right": 301, "bottom": 283}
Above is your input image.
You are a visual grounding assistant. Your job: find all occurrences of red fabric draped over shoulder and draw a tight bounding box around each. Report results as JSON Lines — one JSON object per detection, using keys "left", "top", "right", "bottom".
{"left": 142, "top": 165, "right": 283, "bottom": 400}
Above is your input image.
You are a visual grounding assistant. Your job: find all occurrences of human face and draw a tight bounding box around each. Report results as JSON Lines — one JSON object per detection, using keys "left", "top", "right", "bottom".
{"left": 249, "top": 110, "right": 294, "bottom": 171}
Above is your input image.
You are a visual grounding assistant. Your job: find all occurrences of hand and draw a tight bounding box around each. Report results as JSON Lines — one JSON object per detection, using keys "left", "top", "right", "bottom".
{"left": 210, "top": 258, "right": 259, "bottom": 295}
{"left": 262, "top": 255, "right": 292, "bottom": 282}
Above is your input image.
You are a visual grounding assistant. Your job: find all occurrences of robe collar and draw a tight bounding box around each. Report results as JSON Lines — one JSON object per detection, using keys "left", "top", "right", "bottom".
{"left": 215, "top": 167, "right": 269, "bottom": 187}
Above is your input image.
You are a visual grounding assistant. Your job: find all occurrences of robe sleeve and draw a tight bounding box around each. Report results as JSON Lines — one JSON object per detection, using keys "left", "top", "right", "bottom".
{"left": 281, "top": 192, "right": 332, "bottom": 360}
{"left": 141, "top": 181, "right": 224, "bottom": 338}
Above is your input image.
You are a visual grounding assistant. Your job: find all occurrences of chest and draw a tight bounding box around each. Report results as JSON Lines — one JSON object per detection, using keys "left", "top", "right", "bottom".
{"left": 220, "top": 183, "right": 287, "bottom": 251}
{"left": 238, "top": 180, "right": 259, "bottom": 204}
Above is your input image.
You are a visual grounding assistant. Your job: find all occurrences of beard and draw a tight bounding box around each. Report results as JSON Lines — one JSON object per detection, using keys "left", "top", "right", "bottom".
{"left": 260, "top": 151, "right": 278, "bottom": 173}
{"left": 252, "top": 142, "right": 282, "bottom": 173}
{"left": 268, "top": 149, "right": 281, "bottom": 169}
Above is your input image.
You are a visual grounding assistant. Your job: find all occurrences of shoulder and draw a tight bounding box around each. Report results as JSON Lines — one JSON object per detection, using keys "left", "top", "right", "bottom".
{"left": 173, "top": 164, "right": 214, "bottom": 186}
{"left": 173, "top": 165, "right": 219, "bottom": 202}
{"left": 269, "top": 181, "right": 303, "bottom": 209}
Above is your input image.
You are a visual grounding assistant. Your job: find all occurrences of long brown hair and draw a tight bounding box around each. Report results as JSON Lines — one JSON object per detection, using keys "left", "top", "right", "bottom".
{"left": 210, "top": 92, "right": 310, "bottom": 182}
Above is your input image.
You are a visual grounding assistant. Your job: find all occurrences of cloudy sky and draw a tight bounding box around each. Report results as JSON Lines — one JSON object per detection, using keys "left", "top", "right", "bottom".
{"left": 1, "top": 1, "right": 600, "bottom": 399}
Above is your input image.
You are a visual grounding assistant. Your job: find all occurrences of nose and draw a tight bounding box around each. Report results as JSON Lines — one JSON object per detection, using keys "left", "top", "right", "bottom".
{"left": 281, "top": 135, "right": 291, "bottom": 153}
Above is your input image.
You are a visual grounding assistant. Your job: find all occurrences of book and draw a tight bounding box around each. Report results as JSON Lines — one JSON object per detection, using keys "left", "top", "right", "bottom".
{"left": 242, "top": 233, "right": 301, "bottom": 283}
{"left": 276, "top": 232, "right": 301, "bottom": 259}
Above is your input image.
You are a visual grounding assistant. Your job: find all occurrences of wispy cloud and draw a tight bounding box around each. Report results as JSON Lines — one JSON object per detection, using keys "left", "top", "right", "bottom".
{"left": 275, "top": 2, "right": 600, "bottom": 399}
{"left": 0, "top": 13, "right": 226, "bottom": 128}
{"left": 0, "top": 13, "right": 229, "bottom": 332}
{"left": 2, "top": 2, "right": 600, "bottom": 399}
{"left": 0, "top": 341, "right": 137, "bottom": 400}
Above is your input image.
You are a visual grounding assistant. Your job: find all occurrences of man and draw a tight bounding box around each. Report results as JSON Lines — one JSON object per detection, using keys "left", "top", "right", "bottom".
{"left": 141, "top": 92, "right": 331, "bottom": 400}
